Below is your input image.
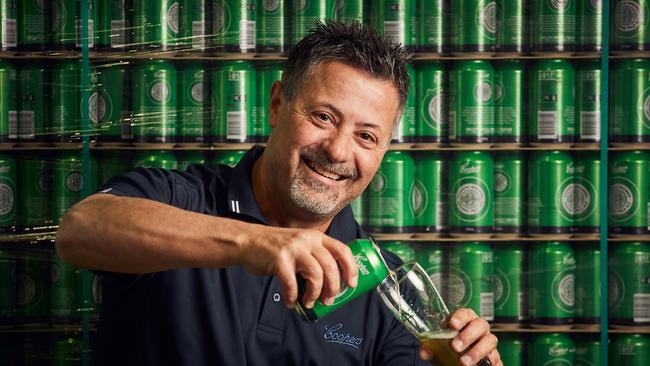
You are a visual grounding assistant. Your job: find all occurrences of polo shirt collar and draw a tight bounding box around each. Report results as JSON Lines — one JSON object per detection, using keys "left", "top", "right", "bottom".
{"left": 226, "top": 146, "right": 359, "bottom": 242}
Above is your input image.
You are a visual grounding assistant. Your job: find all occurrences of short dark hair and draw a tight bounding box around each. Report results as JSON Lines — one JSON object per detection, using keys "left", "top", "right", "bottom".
{"left": 281, "top": 21, "right": 410, "bottom": 117}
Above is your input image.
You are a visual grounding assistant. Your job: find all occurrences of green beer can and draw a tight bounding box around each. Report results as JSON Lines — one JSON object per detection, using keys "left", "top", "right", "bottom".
{"left": 95, "top": 62, "right": 132, "bottom": 145}
{"left": 17, "top": 156, "right": 52, "bottom": 230}
{"left": 52, "top": 336, "right": 83, "bottom": 365}
{"left": 0, "top": 0, "right": 17, "bottom": 50}
{"left": 417, "top": 0, "right": 445, "bottom": 53}
{"left": 50, "top": 254, "right": 82, "bottom": 320}
{"left": 0, "top": 249, "right": 16, "bottom": 321}
{"left": 448, "top": 242, "right": 494, "bottom": 321}
{"left": 297, "top": 238, "right": 389, "bottom": 322}
{"left": 350, "top": 191, "right": 367, "bottom": 227}
{"left": 0, "top": 154, "right": 16, "bottom": 231}
{"left": 610, "top": 59, "right": 650, "bottom": 143}
{"left": 132, "top": 60, "right": 177, "bottom": 146}
{"left": 449, "top": 151, "right": 493, "bottom": 236}
{"left": 177, "top": 151, "right": 206, "bottom": 171}
{"left": 497, "top": 0, "right": 527, "bottom": 53}
{"left": 529, "top": 59, "right": 576, "bottom": 144}
{"left": 531, "top": 0, "right": 576, "bottom": 52}
{"left": 49, "top": 0, "right": 78, "bottom": 50}
{"left": 493, "top": 152, "right": 524, "bottom": 234}
{"left": 574, "top": 243, "right": 600, "bottom": 325}
{"left": 449, "top": 60, "right": 495, "bottom": 144}
{"left": 50, "top": 60, "right": 81, "bottom": 145}
{"left": 211, "top": 0, "right": 257, "bottom": 53}
{"left": 181, "top": 0, "right": 209, "bottom": 50}
{"left": 573, "top": 152, "right": 600, "bottom": 233}
{"left": 576, "top": 60, "right": 601, "bottom": 143}
{"left": 212, "top": 149, "right": 245, "bottom": 167}
{"left": 493, "top": 243, "right": 527, "bottom": 326}
{"left": 18, "top": 63, "right": 47, "bottom": 144}
{"left": 16, "top": 249, "right": 51, "bottom": 321}
{"left": 210, "top": 60, "right": 256, "bottom": 143}
{"left": 609, "top": 242, "right": 650, "bottom": 327}
{"left": 17, "top": 0, "right": 46, "bottom": 51}
{"left": 415, "top": 61, "right": 447, "bottom": 143}
{"left": 610, "top": 334, "right": 650, "bottom": 366}
{"left": 608, "top": 151, "right": 650, "bottom": 236}
{"left": 493, "top": 60, "right": 525, "bottom": 144}
{"left": 372, "top": 0, "right": 416, "bottom": 49}
{"left": 497, "top": 334, "right": 525, "bottom": 366}
{"left": 132, "top": 150, "right": 178, "bottom": 170}
{"left": 133, "top": 0, "right": 181, "bottom": 49}
{"left": 527, "top": 151, "right": 574, "bottom": 235}
{"left": 528, "top": 241, "right": 576, "bottom": 326}
{"left": 337, "top": 0, "right": 363, "bottom": 24}
{"left": 611, "top": 0, "right": 650, "bottom": 52}
{"left": 379, "top": 241, "right": 415, "bottom": 263}
{"left": 96, "top": 151, "right": 131, "bottom": 186}
{"left": 575, "top": 335, "right": 601, "bottom": 366}
{"left": 257, "top": 0, "right": 286, "bottom": 53}
{"left": 177, "top": 61, "right": 209, "bottom": 145}
{"left": 52, "top": 152, "right": 84, "bottom": 224}
{"left": 392, "top": 63, "right": 416, "bottom": 143}
{"left": 368, "top": 151, "right": 415, "bottom": 233}
{"left": 415, "top": 243, "right": 445, "bottom": 295}
{"left": 413, "top": 152, "right": 446, "bottom": 233}
{"left": 97, "top": 0, "right": 130, "bottom": 51}
{"left": 529, "top": 333, "right": 575, "bottom": 366}
{"left": 255, "top": 61, "right": 283, "bottom": 142}
{"left": 577, "top": 0, "right": 602, "bottom": 51}
{"left": 0, "top": 60, "right": 17, "bottom": 146}
{"left": 289, "top": 0, "right": 333, "bottom": 48}
{"left": 450, "top": 0, "right": 497, "bottom": 53}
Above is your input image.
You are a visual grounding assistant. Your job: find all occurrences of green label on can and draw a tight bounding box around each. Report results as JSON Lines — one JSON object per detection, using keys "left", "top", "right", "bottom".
{"left": 134, "top": 1, "right": 180, "bottom": 48}
{"left": 575, "top": 244, "right": 601, "bottom": 322}
{"left": 528, "top": 151, "right": 574, "bottom": 233}
{"left": 573, "top": 153, "right": 600, "bottom": 231}
{"left": 178, "top": 64, "right": 209, "bottom": 142}
{"left": 577, "top": 0, "right": 602, "bottom": 49}
{"left": 416, "top": 61, "right": 447, "bottom": 141}
{"left": 450, "top": 152, "right": 493, "bottom": 233}
{"left": 181, "top": 0, "right": 208, "bottom": 48}
{"left": 494, "top": 244, "right": 526, "bottom": 321}
{"left": 530, "top": 334, "right": 575, "bottom": 366}
{"left": 448, "top": 243, "right": 494, "bottom": 321}
{"left": 211, "top": 61, "right": 257, "bottom": 142}
{"left": 0, "top": 158, "right": 16, "bottom": 227}
{"left": 608, "top": 151, "right": 650, "bottom": 234}
{"left": 415, "top": 244, "right": 445, "bottom": 292}
{"left": 212, "top": 0, "right": 257, "bottom": 51}
{"left": 451, "top": 0, "right": 497, "bottom": 50}
{"left": 18, "top": 0, "right": 45, "bottom": 49}
{"left": 290, "top": 0, "right": 334, "bottom": 46}
{"left": 576, "top": 62, "right": 601, "bottom": 141}
{"left": 498, "top": 0, "right": 526, "bottom": 51}
{"left": 530, "top": 60, "right": 576, "bottom": 142}
{"left": 257, "top": 0, "right": 286, "bottom": 50}
{"left": 256, "top": 62, "right": 283, "bottom": 140}
{"left": 0, "top": 250, "right": 16, "bottom": 319}
{"left": 375, "top": 0, "right": 416, "bottom": 47}
{"left": 612, "top": 0, "right": 650, "bottom": 50}
{"left": 413, "top": 152, "right": 446, "bottom": 232}
{"left": 95, "top": 63, "right": 130, "bottom": 142}
{"left": 609, "top": 243, "right": 650, "bottom": 325}
{"left": 532, "top": 0, "right": 577, "bottom": 50}
{"left": 17, "top": 157, "right": 52, "bottom": 228}
{"left": 0, "top": 0, "right": 16, "bottom": 49}
{"left": 98, "top": 0, "right": 129, "bottom": 49}
{"left": 16, "top": 251, "right": 51, "bottom": 319}
{"left": 392, "top": 63, "right": 416, "bottom": 142}
{"left": 50, "top": 61, "right": 81, "bottom": 142}
{"left": 417, "top": 0, "right": 444, "bottom": 51}
{"left": 133, "top": 61, "right": 177, "bottom": 142}
{"left": 0, "top": 63, "right": 17, "bottom": 141}
{"left": 18, "top": 65, "right": 47, "bottom": 141}
{"left": 493, "top": 153, "right": 523, "bottom": 232}
{"left": 610, "top": 335, "right": 650, "bottom": 366}
{"left": 529, "top": 242, "right": 576, "bottom": 323}
{"left": 610, "top": 60, "right": 650, "bottom": 142}
{"left": 50, "top": 256, "right": 81, "bottom": 319}
{"left": 494, "top": 61, "right": 524, "bottom": 141}
{"left": 337, "top": 0, "right": 364, "bottom": 24}
{"left": 449, "top": 61, "right": 495, "bottom": 143}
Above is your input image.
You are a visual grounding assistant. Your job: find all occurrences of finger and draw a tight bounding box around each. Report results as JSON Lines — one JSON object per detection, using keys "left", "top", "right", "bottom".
{"left": 458, "top": 333, "right": 499, "bottom": 366}
{"left": 418, "top": 345, "right": 433, "bottom": 361}
{"left": 311, "top": 245, "right": 341, "bottom": 304}
{"left": 448, "top": 307, "right": 479, "bottom": 330}
{"left": 323, "top": 236, "right": 358, "bottom": 288}
{"left": 296, "top": 254, "right": 324, "bottom": 309}
{"left": 452, "top": 317, "right": 490, "bottom": 352}
{"left": 488, "top": 349, "right": 503, "bottom": 366}
{"left": 275, "top": 256, "right": 298, "bottom": 308}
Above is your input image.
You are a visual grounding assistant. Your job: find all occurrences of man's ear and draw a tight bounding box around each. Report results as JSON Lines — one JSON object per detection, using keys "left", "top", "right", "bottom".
{"left": 268, "top": 81, "right": 284, "bottom": 129}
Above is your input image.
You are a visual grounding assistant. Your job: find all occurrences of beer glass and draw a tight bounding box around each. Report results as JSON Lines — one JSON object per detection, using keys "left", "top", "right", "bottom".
{"left": 377, "top": 261, "right": 491, "bottom": 366}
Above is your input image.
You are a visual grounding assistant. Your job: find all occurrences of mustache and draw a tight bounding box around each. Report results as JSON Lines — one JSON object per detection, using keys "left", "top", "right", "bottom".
{"left": 300, "top": 148, "right": 358, "bottom": 180}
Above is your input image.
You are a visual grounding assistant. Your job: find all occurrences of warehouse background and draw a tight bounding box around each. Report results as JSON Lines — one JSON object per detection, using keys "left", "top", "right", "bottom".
{"left": 0, "top": 0, "right": 648, "bottom": 365}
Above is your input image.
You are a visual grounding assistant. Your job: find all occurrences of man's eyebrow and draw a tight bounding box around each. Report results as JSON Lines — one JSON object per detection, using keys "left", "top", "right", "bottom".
{"left": 356, "top": 121, "right": 380, "bottom": 130}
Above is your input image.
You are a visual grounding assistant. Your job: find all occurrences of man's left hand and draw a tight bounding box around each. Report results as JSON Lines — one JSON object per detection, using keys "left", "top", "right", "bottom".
{"left": 419, "top": 308, "right": 502, "bottom": 366}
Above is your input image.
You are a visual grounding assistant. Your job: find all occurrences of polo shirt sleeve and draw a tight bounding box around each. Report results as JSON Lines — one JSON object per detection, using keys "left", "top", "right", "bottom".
{"left": 375, "top": 321, "right": 430, "bottom": 366}
{"left": 96, "top": 167, "right": 180, "bottom": 204}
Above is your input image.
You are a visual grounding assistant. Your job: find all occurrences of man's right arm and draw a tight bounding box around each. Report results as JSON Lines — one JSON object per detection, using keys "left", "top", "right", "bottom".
{"left": 55, "top": 193, "right": 358, "bottom": 308}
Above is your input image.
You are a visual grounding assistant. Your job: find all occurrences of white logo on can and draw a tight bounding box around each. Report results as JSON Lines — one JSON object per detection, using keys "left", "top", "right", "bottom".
{"left": 493, "top": 172, "right": 509, "bottom": 193}
{"left": 615, "top": 0, "right": 641, "bottom": 32}
{"left": 609, "top": 183, "right": 635, "bottom": 217}
{"left": 481, "top": 2, "right": 497, "bottom": 34}
{"left": 551, "top": 0, "right": 570, "bottom": 11}
{"left": 427, "top": 94, "right": 441, "bottom": 124}
{"left": 474, "top": 81, "right": 492, "bottom": 103}
{"left": 412, "top": 180, "right": 427, "bottom": 219}
{"left": 191, "top": 82, "right": 205, "bottom": 103}
{"left": 66, "top": 172, "right": 83, "bottom": 193}
{"left": 151, "top": 81, "right": 170, "bottom": 103}
{"left": 572, "top": 183, "right": 591, "bottom": 215}
{"left": 370, "top": 172, "right": 386, "bottom": 193}
{"left": 89, "top": 92, "right": 106, "bottom": 125}
{"left": 0, "top": 183, "right": 14, "bottom": 216}
{"left": 167, "top": 3, "right": 180, "bottom": 34}
{"left": 456, "top": 183, "right": 486, "bottom": 216}
{"left": 263, "top": 0, "right": 280, "bottom": 11}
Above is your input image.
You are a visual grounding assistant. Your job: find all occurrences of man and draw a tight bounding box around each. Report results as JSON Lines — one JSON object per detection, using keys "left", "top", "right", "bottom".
{"left": 56, "top": 22, "right": 501, "bottom": 365}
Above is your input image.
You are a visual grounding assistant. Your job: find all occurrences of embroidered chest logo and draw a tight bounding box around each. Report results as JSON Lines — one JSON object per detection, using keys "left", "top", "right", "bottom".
{"left": 323, "top": 324, "right": 364, "bottom": 349}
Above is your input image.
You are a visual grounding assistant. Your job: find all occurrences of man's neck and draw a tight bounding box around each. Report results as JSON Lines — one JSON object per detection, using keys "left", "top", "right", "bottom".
{"left": 252, "top": 154, "right": 335, "bottom": 233}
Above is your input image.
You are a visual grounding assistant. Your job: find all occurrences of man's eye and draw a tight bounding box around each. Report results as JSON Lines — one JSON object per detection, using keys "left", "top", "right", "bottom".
{"left": 318, "top": 113, "right": 330, "bottom": 122}
{"left": 359, "top": 132, "right": 373, "bottom": 141}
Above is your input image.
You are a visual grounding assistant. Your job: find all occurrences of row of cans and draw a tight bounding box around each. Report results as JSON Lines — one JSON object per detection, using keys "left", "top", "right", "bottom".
{"left": 0, "top": 59, "right": 283, "bottom": 146}
{"left": 497, "top": 333, "right": 650, "bottom": 366}
{"left": 0, "top": 150, "right": 245, "bottom": 230}
{"left": 0, "top": 0, "right": 605, "bottom": 54}
{"left": 0, "top": 333, "right": 91, "bottom": 365}
{"left": 380, "top": 241, "right": 650, "bottom": 328}
{"left": 356, "top": 150, "right": 602, "bottom": 236}
{"left": 0, "top": 248, "right": 101, "bottom": 323}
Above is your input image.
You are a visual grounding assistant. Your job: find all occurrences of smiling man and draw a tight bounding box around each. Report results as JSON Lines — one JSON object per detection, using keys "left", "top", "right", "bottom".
{"left": 55, "top": 22, "right": 501, "bottom": 366}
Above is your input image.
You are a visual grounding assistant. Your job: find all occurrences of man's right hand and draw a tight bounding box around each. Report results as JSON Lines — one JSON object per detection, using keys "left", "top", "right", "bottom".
{"left": 239, "top": 227, "right": 359, "bottom": 309}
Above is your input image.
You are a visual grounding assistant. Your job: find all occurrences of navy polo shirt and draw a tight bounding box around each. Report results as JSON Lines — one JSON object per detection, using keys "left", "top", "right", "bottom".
{"left": 95, "top": 146, "right": 428, "bottom": 366}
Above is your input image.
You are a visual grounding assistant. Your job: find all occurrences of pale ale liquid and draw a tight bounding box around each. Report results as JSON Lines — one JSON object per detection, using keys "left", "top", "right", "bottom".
{"left": 419, "top": 330, "right": 462, "bottom": 366}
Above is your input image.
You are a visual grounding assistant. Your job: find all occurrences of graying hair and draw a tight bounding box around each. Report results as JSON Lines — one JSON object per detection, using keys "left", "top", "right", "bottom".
{"left": 281, "top": 21, "right": 410, "bottom": 116}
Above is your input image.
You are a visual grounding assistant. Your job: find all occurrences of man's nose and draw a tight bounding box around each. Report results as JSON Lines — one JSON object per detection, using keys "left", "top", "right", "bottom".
{"left": 322, "top": 129, "right": 353, "bottom": 163}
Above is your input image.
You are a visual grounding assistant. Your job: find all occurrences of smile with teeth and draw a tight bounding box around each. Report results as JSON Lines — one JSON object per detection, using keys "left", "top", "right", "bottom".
{"left": 304, "top": 158, "right": 345, "bottom": 181}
